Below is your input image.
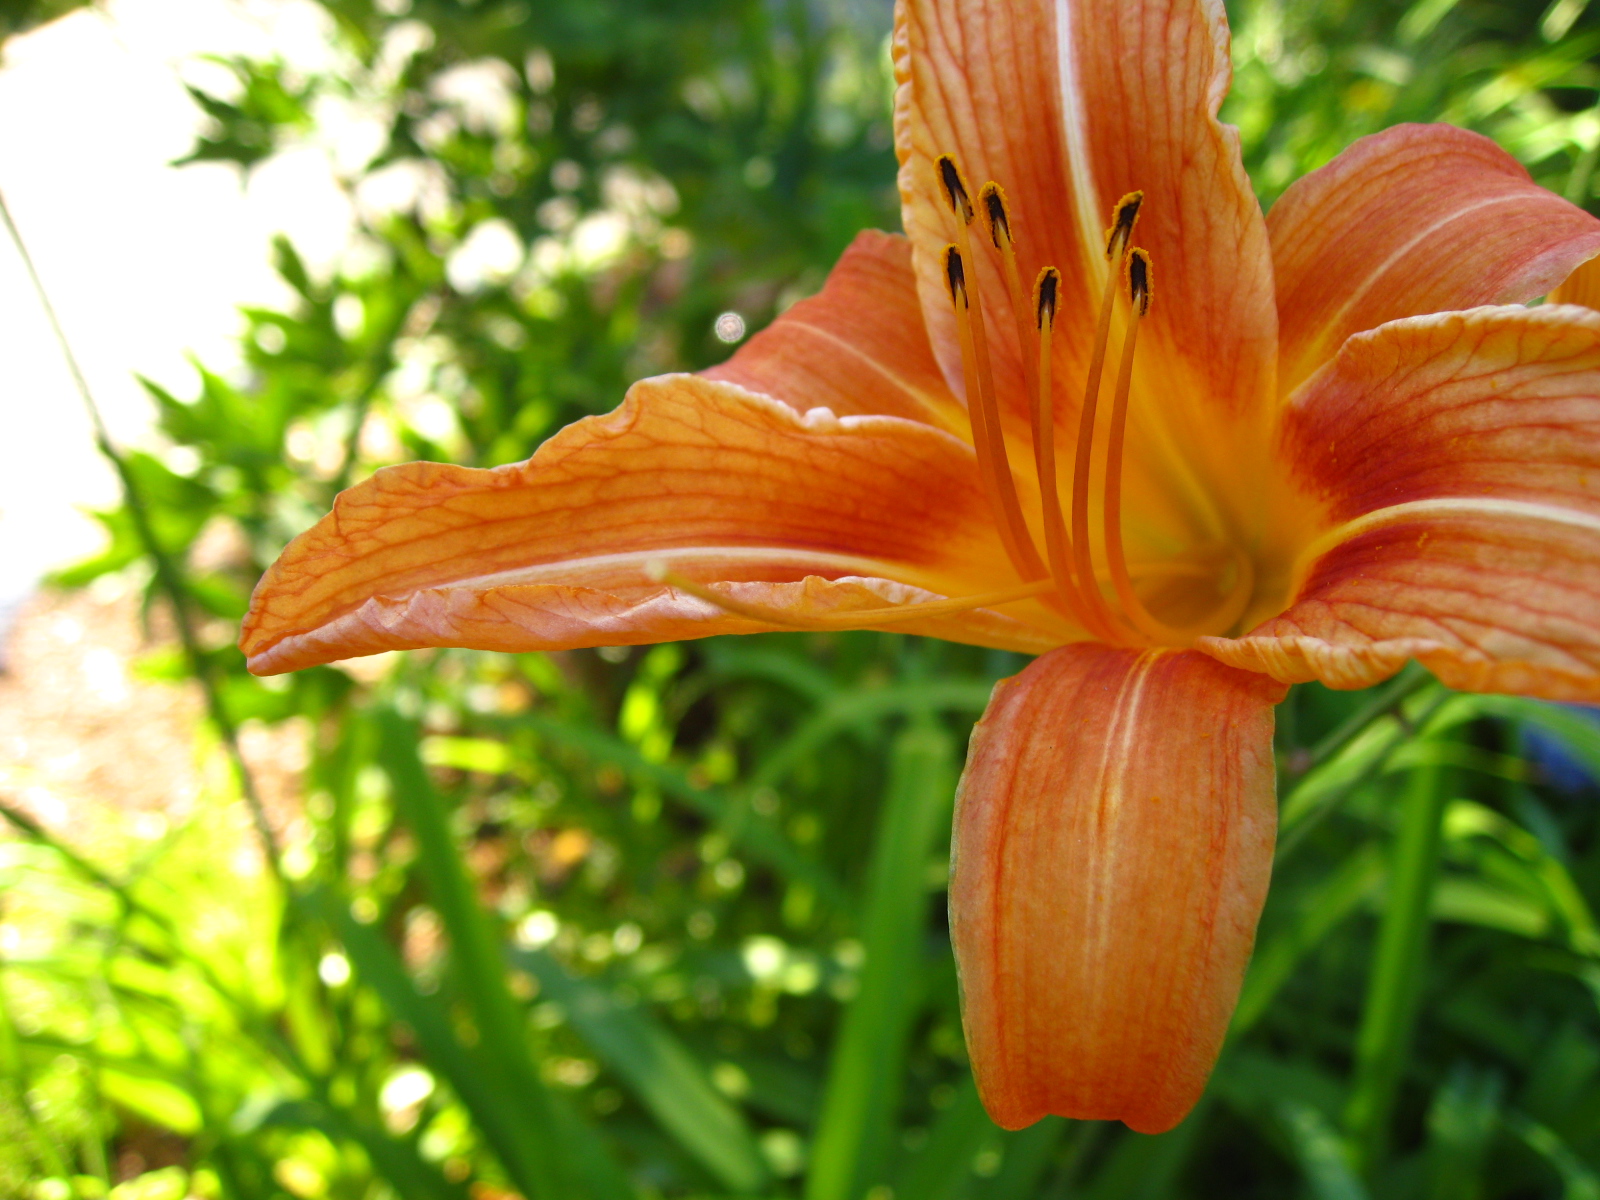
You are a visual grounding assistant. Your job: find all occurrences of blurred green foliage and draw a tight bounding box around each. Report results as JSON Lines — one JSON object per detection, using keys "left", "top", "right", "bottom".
{"left": 6, "top": 0, "right": 1600, "bottom": 1197}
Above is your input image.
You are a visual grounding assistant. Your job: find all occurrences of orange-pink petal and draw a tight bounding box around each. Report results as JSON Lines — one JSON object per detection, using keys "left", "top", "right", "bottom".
{"left": 893, "top": 0, "right": 1277, "bottom": 437}
{"left": 893, "top": 0, "right": 1095, "bottom": 418}
{"left": 1269, "top": 124, "right": 1600, "bottom": 396}
{"left": 702, "top": 230, "right": 965, "bottom": 435}
{"left": 1204, "top": 307, "right": 1600, "bottom": 698}
{"left": 241, "top": 375, "right": 1054, "bottom": 674}
{"left": 950, "top": 644, "right": 1284, "bottom": 1134}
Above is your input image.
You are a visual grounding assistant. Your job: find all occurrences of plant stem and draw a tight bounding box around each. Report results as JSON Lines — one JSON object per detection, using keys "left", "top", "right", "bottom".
{"left": 1277, "top": 687, "right": 1452, "bottom": 864}
{"left": 1294, "top": 663, "right": 1433, "bottom": 778}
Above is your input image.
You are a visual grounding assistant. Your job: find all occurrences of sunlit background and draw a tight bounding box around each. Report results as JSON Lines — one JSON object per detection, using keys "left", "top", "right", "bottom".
{"left": 5, "top": 1, "right": 1600, "bottom": 1197}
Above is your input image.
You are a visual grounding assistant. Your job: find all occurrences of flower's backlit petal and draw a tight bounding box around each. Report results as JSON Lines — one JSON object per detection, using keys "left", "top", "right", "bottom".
{"left": 1206, "top": 307, "right": 1600, "bottom": 698}
{"left": 1270, "top": 124, "right": 1600, "bottom": 396}
{"left": 241, "top": 376, "right": 1048, "bottom": 674}
{"left": 952, "top": 644, "right": 1282, "bottom": 1134}
{"left": 703, "top": 230, "right": 966, "bottom": 435}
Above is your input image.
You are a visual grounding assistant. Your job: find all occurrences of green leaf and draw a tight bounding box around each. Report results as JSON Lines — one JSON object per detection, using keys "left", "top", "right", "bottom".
{"left": 1278, "top": 1099, "right": 1369, "bottom": 1200}
{"left": 890, "top": 1077, "right": 992, "bottom": 1200}
{"left": 807, "top": 722, "right": 955, "bottom": 1200}
{"left": 517, "top": 949, "right": 770, "bottom": 1194}
{"left": 522, "top": 713, "right": 848, "bottom": 909}
{"left": 1424, "top": 1063, "right": 1502, "bottom": 1200}
{"left": 372, "top": 710, "right": 635, "bottom": 1200}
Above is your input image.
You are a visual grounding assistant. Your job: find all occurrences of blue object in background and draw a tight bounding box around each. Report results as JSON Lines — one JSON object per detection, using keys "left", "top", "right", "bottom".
{"left": 1523, "top": 704, "right": 1600, "bottom": 794}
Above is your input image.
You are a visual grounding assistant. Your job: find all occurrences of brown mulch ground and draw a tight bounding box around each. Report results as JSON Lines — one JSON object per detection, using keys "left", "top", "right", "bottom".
{"left": 0, "top": 580, "right": 303, "bottom": 862}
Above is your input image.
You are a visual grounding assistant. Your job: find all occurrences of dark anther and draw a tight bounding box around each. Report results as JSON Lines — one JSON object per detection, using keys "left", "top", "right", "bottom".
{"left": 1105, "top": 191, "right": 1144, "bottom": 259}
{"left": 944, "top": 244, "right": 967, "bottom": 306}
{"left": 1128, "top": 248, "right": 1152, "bottom": 316}
{"left": 980, "top": 183, "right": 1010, "bottom": 249}
{"left": 938, "top": 155, "right": 974, "bottom": 222}
{"left": 1035, "top": 267, "right": 1060, "bottom": 330}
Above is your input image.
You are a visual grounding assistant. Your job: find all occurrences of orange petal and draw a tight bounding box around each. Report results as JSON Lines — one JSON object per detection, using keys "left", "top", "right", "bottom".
{"left": 702, "top": 230, "right": 965, "bottom": 435}
{"left": 893, "top": 0, "right": 1095, "bottom": 416}
{"left": 1203, "top": 307, "right": 1600, "bottom": 698}
{"left": 951, "top": 644, "right": 1284, "bottom": 1134}
{"left": 241, "top": 375, "right": 1059, "bottom": 674}
{"left": 1270, "top": 124, "right": 1600, "bottom": 397}
{"left": 893, "top": 0, "right": 1277, "bottom": 432}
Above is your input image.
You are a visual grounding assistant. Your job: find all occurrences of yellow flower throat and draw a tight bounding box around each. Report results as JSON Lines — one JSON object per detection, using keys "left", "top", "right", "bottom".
{"left": 651, "top": 155, "right": 1255, "bottom": 649}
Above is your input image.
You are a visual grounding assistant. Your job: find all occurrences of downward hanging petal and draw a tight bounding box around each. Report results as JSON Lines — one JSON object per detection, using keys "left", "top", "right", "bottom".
{"left": 1205, "top": 307, "right": 1600, "bottom": 698}
{"left": 1270, "top": 124, "right": 1600, "bottom": 396}
{"left": 950, "top": 644, "right": 1283, "bottom": 1134}
{"left": 240, "top": 376, "right": 1056, "bottom": 674}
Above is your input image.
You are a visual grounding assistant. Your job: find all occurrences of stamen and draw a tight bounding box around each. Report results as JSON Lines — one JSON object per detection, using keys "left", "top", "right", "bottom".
{"left": 648, "top": 564, "right": 1058, "bottom": 631}
{"left": 936, "top": 161, "right": 1048, "bottom": 585}
{"left": 938, "top": 154, "right": 975, "bottom": 223}
{"left": 1104, "top": 190, "right": 1144, "bottom": 260}
{"left": 979, "top": 182, "right": 1038, "bottom": 402}
{"left": 1102, "top": 249, "right": 1253, "bottom": 642}
{"left": 1070, "top": 192, "right": 1144, "bottom": 642}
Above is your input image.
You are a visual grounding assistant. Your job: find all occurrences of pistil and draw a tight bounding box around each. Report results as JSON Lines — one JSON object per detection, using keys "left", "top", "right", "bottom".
{"left": 1070, "top": 192, "right": 1144, "bottom": 643}
{"left": 1032, "top": 268, "right": 1112, "bottom": 639}
{"left": 1101, "top": 249, "right": 1255, "bottom": 642}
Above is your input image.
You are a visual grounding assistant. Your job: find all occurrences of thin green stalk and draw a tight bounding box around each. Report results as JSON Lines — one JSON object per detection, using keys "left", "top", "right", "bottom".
{"left": 0, "top": 187, "right": 282, "bottom": 879}
{"left": 1277, "top": 688, "right": 1452, "bottom": 863}
{"left": 1289, "top": 664, "right": 1433, "bottom": 779}
{"left": 1343, "top": 762, "right": 1451, "bottom": 1172}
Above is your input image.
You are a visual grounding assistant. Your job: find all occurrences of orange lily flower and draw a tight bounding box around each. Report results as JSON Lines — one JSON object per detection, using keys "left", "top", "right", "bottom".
{"left": 242, "top": 0, "right": 1600, "bottom": 1135}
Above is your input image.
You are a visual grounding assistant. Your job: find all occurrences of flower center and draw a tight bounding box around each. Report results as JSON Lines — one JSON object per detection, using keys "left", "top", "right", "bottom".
{"left": 644, "top": 162, "right": 1256, "bottom": 648}
{"left": 937, "top": 155, "right": 1252, "bottom": 649}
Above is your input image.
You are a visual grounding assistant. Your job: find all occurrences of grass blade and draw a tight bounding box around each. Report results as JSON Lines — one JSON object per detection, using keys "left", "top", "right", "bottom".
{"left": 890, "top": 1076, "right": 992, "bottom": 1200}
{"left": 374, "top": 710, "right": 634, "bottom": 1200}
{"left": 521, "top": 713, "right": 848, "bottom": 910}
{"left": 517, "top": 948, "right": 771, "bottom": 1195}
{"left": 806, "top": 722, "right": 956, "bottom": 1200}
{"left": 1343, "top": 763, "right": 1450, "bottom": 1170}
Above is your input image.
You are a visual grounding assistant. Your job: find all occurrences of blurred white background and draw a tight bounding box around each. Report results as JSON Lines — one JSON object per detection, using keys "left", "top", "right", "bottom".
{"left": 0, "top": 0, "right": 353, "bottom": 635}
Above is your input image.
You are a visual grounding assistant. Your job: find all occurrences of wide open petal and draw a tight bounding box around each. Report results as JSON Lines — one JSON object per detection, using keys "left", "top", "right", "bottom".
{"left": 951, "top": 644, "right": 1283, "bottom": 1133}
{"left": 240, "top": 375, "right": 1069, "bottom": 674}
{"left": 1203, "top": 307, "right": 1600, "bottom": 698}
{"left": 702, "top": 230, "right": 965, "bottom": 435}
{"left": 1270, "top": 124, "right": 1600, "bottom": 396}
{"left": 893, "top": 0, "right": 1277, "bottom": 433}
